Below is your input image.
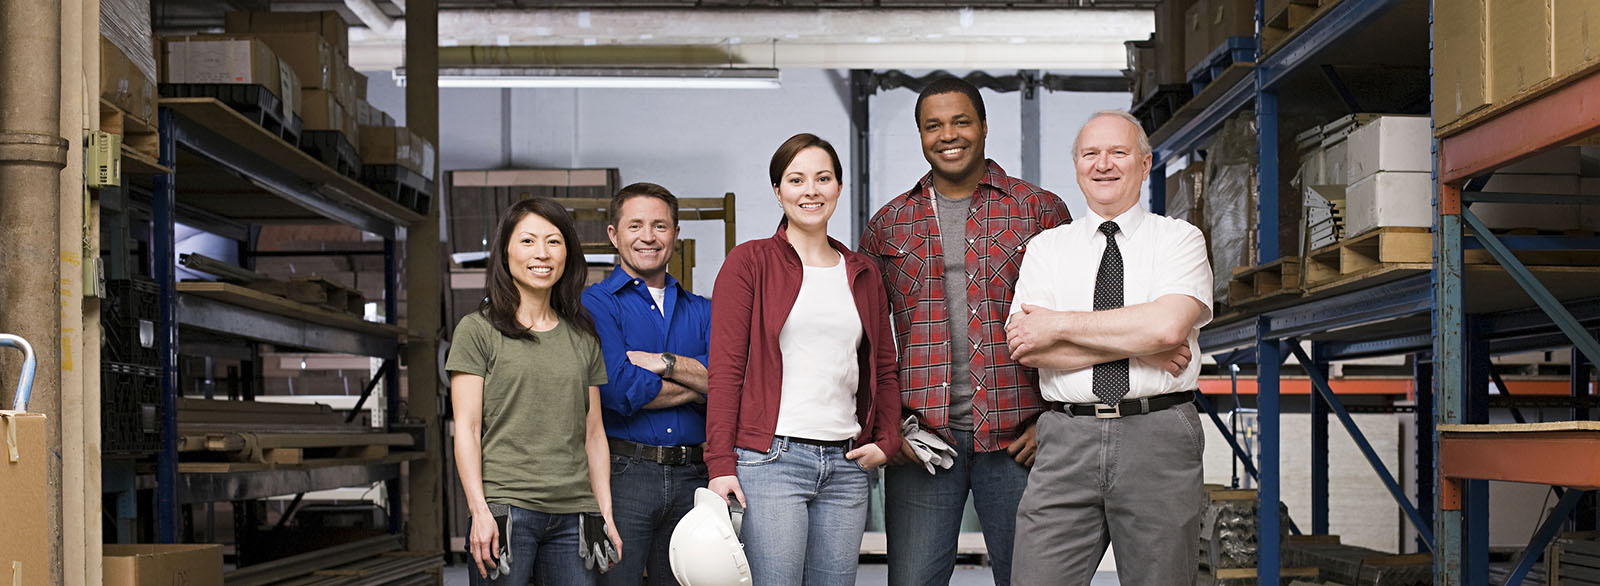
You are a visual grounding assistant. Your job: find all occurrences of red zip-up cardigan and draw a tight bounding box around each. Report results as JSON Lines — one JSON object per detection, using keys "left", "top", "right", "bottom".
{"left": 705, "top": 221, "right": 903, "bottom": 479}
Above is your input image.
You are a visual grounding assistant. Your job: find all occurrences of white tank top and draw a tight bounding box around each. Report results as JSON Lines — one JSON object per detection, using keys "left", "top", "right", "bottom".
{"left": 774, "top": 254, "right": 863, "bottom": 441}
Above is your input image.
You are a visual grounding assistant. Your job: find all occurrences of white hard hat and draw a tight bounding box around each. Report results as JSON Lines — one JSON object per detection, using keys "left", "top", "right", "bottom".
{"left": 669, "top": 488, "right": 752, "bottom": 586}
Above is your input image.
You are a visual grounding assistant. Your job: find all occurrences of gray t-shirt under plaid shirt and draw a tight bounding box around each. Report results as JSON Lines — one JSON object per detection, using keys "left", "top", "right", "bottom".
{"left": 935, "top": 188, "right": 976, "bottom": 431}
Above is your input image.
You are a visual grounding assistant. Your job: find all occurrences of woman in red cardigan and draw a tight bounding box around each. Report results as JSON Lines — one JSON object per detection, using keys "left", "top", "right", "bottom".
{"left": 704, "top": 133, "right": 902, "bottom": 585}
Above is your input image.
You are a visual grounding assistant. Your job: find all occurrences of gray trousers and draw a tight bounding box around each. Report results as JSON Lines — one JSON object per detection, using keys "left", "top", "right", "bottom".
{"left": 1011, "top": 402, "right": 1205, "bottom": 586}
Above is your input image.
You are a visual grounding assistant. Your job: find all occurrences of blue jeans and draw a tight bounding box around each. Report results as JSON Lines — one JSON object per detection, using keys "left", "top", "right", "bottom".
{"left": 884, "top": 428, "right": 1030, "bottom": 586}
{"left": 598, "top": 454, "right": 708, "bottom": 586}
{"left": 736, "top": 437, "right": 871, "bottom": 586}
{"left": 469, "top": 505, "right": 594, "bottom": 586}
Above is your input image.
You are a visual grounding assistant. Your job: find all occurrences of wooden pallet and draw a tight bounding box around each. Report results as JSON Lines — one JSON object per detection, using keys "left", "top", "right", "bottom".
{"left": 1228, "top": 258, "right": 1303, "bottom": 308}
{"left": 1261, "top": 0, "right": 1346, "bottom": 56}
{"left": 1200, "top": 567, "right": 1320, "bottom": 586}
{"left": 98, "top": 98, "right": 168, "bottom": 176}
{"left": 1302, "top": 227, "right": 1431, "bottom": 290}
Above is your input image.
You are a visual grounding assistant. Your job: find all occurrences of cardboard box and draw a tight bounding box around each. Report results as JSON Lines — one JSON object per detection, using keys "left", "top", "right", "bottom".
{"left": 1476, "top": 173, "right": 1584, "bottom": 230}
{"left": 248, "top": 32, "right": 333, "bottom": 89}
{"left": 162, "top": 37, "right": 279, "bottom": 86}
{"left": 1, "top": 412, "right": 48, "bottom": 586}
{"left": 1345, "top": 171, "right": 1434, "bottom": 236}
{"left": 1500, "top": 147, "right": 1584, "bottom": 175}
{"left": 415, "top": 135, "right": 436, "bottom": 180}
{"left": 1185, "top": 0, "right": 1213, "bottom": 74}
{"left": 1583, "top": 178, "right": 1600, "bottom": 230}
{"left": 1209, "top": 0, "right": 1256, "bottom": 46}
{"left": 103, "top": 544, "right": 223, "bottom": 586}
{"left": 279, "top": 58, "right": 300, "bottom": 121}
{"left": 360, "top": 126, "right": 414, "bottom": 169}
{"left": 224, "top": 11, "right": 348, "bottom": 57}
{"left": 1346, "top": 115, "right": 1432, "bottom": 183}
{"left": 1555, "top": 0, "right": 1600, "bottom": 76}
{"left": 100, "top": 35, "right": 156, "bottom": 122}
{"left": 1489, "top": 0, "right": 1552, "bottom": 102}
{"left": 1434, "top": 0, "right": 1488, "bottom": 128}
{"left": 352, "top": 69, "right": 369, "bottom": 101}
{"left": 1155, "top": 0, "right": 1190, "bottom": 86}
{"left": 300, "top": 89, "right": 341, "bottom": 131}
{"left": 341, "top": 64, "right": 358, "bottom": 108}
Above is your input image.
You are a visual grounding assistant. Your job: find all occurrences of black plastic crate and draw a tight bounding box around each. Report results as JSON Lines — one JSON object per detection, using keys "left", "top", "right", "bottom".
{"left": 362, "top": 165, "right": 435, "bottom": 213}
{"left": 300, "top": 130, "right": 363, "bottom": 180}
{"left": 159, "top": 83, "right": 294, "bottom": 142}
{"left": 102, "top": 279, "right": 159, "bottom": 368}
{"left": 102, "top": 361, "right": 161, "bottom": 457}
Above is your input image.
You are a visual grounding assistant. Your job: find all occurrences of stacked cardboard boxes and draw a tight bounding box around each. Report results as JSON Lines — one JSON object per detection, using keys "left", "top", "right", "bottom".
{"left": 1435, "top": 0, "right": 1600, "bottom": 129}
{"left": 1342, "top": 115, "right": 1433, "bottom": 236}
{"left": 1183, "top": 0, "right": 1255, "bottom": 76}
{"left": 360, "top": 126, "right": 436, "bottom": 181}
{"left": 1127, "top": 0, "right": 1194, "bottom": 107}
{"left": 160, "top": 36, "right": 302, "bottom": 122}
{"left": 223, "top": 11, "right": 359, "bottom": 143}
{"left": 101, "top": 36, "right": 157, "bottom": 123}
{"left": 447, "top": 169, "right": 623, "bottom": 254}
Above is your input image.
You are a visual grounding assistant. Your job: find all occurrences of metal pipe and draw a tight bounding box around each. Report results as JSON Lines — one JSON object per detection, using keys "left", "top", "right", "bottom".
{"left": 0, "top": 334, "right": 37, "bottom": 411}
{"left": 0, "top": 0, "right": 66, "bottom": 583}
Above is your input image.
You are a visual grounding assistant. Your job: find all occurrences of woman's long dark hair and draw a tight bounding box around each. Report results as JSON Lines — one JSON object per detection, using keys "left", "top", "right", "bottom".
{"left": 480, "top": 197, "right": 597, "bottom": 341}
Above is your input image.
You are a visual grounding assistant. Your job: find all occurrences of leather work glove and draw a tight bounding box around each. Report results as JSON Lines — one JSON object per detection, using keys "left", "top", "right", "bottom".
{"left": 578, "top": 513, "right": 621, "bottom": 572}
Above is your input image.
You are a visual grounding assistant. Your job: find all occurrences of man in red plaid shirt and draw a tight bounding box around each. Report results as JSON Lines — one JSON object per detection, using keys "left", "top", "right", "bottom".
{"left": 859, "top": 77, "right": 1071, "bottom": 586}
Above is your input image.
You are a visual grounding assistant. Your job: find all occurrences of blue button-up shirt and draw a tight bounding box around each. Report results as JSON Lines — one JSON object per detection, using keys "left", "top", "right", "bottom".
{"left": 581, "top": 266, "right": 713, "bottom": 447}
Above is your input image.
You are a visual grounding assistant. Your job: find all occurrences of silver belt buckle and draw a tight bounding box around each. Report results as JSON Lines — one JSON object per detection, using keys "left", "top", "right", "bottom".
{"left": 1094, "top": 403, "right": 1122, "bottom": 419}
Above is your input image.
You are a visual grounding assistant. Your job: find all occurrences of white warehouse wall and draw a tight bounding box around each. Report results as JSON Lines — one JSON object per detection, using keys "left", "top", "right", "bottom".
{"left": 366, "top": 69, "right": 1137, "bottom": 294}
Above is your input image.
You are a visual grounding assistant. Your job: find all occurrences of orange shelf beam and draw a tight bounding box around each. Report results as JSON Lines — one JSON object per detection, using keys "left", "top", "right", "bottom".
{"left": 1439, "top": 427, "right": 1600, "bottom": 510}
{"left": 1439, "top": 68, "right": 1600, "bottom": 184}
{"left": 1199, "top": 378, "right": 1583, "bottom": 397}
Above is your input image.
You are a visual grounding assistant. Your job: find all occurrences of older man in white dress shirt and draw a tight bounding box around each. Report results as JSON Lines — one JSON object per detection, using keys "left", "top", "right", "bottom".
{"left": 1004, "top": 109, "right": 1213, "bottom": 586}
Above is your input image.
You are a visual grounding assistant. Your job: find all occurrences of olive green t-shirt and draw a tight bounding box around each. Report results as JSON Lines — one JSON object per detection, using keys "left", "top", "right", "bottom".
{"left": 445, "top": 311, "right": 607, "bottom": 514}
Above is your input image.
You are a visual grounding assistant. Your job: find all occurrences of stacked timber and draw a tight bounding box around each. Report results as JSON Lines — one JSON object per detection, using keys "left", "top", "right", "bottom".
{"left": 226, "top": 535, "right": 442, "bottom": 586}
{"left": 1282, "top": 538, "right": 1431, "bottom": 586}
{"left": 178, "top": 398, "right": 417, "bottom": 473}
{"left": 1200, "top": 487, "right": 1313, "bottom": 585}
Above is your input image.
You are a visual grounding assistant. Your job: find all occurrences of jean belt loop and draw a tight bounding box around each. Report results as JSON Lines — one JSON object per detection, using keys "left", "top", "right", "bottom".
{"left": 778, "top": 436, "right": 789, "bottom": 452}
{"left": 845, "top": 438, "right": 855, "bottom": 452}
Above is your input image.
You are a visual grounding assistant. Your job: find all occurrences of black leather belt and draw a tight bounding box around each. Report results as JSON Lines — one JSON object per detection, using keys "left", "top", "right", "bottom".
{"left": 781, "top": 436, "right": 853, "bottom": 449}
{"left": 1051, "top": 390, "right": 1197, "bottom": 419}
{"left": 608, "top": 438, "right": 703, "bottom": 466}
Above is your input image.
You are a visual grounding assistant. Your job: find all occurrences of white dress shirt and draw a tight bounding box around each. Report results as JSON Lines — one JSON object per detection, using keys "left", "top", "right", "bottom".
{"left": 1010, "top": 205, "right": 1213, "bottom": 404}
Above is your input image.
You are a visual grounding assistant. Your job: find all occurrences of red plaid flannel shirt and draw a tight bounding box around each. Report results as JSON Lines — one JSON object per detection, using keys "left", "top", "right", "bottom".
{"left": 859, "top": 160, "right": 1071, "bottom": 452}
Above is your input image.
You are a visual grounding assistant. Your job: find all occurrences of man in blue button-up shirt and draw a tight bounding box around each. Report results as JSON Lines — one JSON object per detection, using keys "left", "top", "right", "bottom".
{"left": 581, "top": 182, "right": 713, "bottom": 586}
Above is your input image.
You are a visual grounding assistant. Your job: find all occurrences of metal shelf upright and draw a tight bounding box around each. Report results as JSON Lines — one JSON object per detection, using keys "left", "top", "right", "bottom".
{"left": 1433, "top": 51, "right": 1600, "bottom": 586}
{"left": 148, "top": 98, "right": 425, "bottom": 543}
{"left": 1149, "top": 0, "right": 1434, "bottom": 583}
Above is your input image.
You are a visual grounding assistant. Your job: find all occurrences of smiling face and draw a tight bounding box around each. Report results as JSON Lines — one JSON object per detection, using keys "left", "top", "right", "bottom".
{"left": 506, "top": 212, "right": 567, "bottom": 293}
{"left": 773, "top": 146, "right": 841, "bottom": 234}
{"left": 607, "top": 195, "right": 677, "bottom": 284}
{"left": 1073, "top": 114, "right": 1153, "bottom": 218}
{"left": 918, "top": 92, "right": 988, "bottom": 186}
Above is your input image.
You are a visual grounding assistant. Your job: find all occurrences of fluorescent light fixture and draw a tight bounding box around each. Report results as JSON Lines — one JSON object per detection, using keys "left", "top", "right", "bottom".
{"left": 395, "top": 67, "right": 781, "bottom": 89}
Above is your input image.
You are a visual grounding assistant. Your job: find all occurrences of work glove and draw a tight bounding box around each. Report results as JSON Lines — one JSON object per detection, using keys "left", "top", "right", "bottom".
{"left": 485, "top": 503, "right": 515, "bottom": 581}
{"left": 578, "top": 513, "right": 621, "bottom": 573}
{"left": 902, "top": 416, "right": 958, "bottom": 475}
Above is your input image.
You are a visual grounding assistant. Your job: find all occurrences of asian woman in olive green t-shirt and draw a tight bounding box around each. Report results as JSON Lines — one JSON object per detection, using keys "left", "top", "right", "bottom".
{"left": 446, "top": 197, "right": 622, "bottom": 585}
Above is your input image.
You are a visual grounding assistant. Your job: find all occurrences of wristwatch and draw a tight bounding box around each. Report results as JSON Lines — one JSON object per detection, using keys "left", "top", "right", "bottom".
{"left": 661, "top": 353, "right": 677, "bottom": 380}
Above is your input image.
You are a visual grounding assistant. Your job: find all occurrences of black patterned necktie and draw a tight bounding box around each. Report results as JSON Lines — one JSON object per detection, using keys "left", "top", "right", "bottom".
{"left": 1093, "top": 221, "right": 1130, "bottom": 406}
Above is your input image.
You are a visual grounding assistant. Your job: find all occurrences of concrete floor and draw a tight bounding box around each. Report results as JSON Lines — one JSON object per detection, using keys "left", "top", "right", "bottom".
{"left": 441, "top": 563, "right": 1120, "bottom": 585}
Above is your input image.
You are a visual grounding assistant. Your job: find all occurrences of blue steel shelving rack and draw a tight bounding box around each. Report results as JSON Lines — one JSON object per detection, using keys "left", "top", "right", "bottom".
{"left": 1148, "top": 0, "right": 1596, "bottom": 583}
{"left": 149, "top": 101, "right": 425, "bottom": 543}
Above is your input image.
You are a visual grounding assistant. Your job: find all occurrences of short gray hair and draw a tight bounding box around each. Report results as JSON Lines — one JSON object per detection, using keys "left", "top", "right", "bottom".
{"left": 1073, "top": 109, "right": 1151, "bottom": 157}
